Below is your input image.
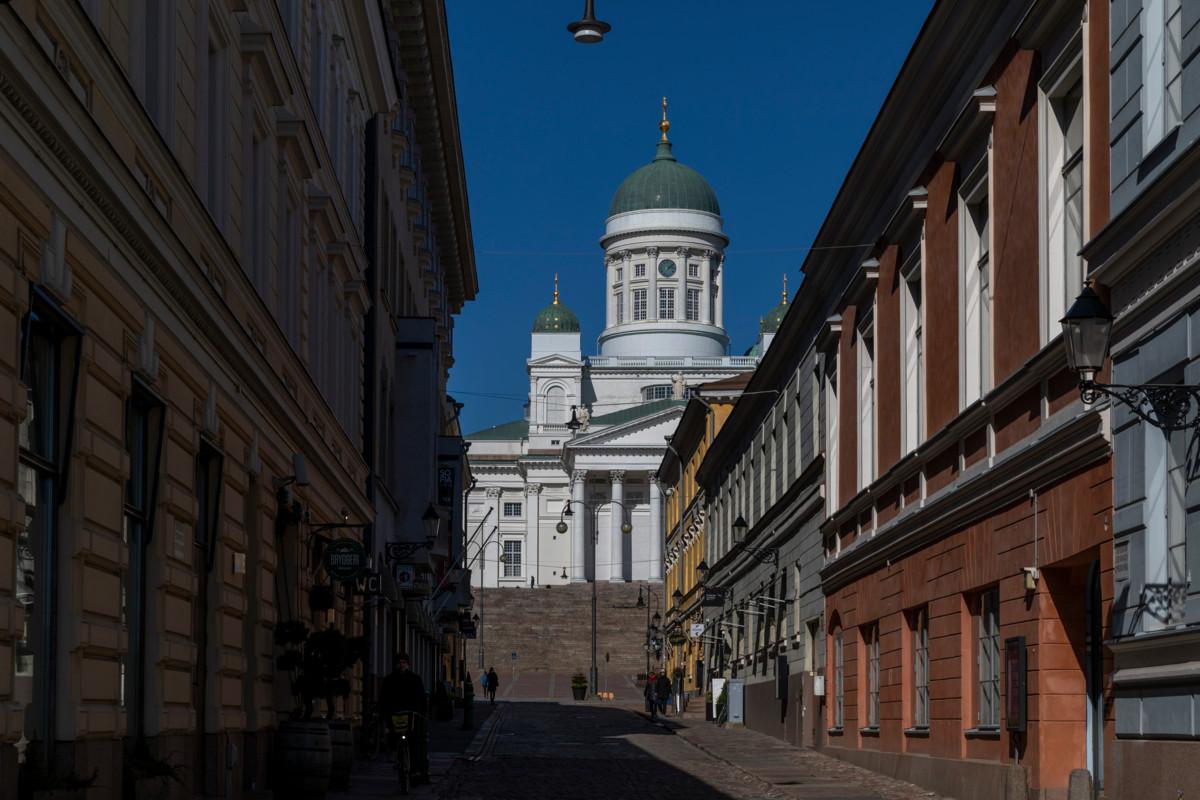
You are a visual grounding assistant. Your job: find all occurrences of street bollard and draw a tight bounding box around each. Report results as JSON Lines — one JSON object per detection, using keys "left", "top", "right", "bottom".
{"left": 461, "top": 673, "right": 475, "bottom": 730}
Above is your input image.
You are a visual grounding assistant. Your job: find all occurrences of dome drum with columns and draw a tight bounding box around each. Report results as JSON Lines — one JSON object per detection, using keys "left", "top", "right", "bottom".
{"left": 465, "top": 102, "right": 771, "bottom": 590}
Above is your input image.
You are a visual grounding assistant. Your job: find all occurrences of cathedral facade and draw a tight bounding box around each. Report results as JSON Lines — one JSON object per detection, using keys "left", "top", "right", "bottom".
{"left": 467, "top": 108, "right": 774, "bottom": 589}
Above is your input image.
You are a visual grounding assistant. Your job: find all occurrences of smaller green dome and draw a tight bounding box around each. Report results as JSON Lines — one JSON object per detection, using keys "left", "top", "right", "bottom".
{"left": 533, "top": 301, "right": 580, "bottom": 333}
{"left": 760, "top": 302, "right": 788, "bottom": 334}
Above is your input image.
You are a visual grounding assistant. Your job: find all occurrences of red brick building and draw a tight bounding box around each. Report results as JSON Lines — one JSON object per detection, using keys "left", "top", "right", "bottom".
{"left": 814, "top": 3, "right": 1115, "bottom": 798}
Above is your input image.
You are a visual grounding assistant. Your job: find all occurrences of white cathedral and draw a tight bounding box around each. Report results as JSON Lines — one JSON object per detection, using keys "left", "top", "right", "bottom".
{"left": 466, "top": 105, "right": 783, "bottom": 589}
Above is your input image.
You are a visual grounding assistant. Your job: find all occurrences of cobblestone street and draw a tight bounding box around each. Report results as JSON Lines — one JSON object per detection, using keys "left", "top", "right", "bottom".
{"left": 435, "top": 703, "right": 946, "bottom": 800}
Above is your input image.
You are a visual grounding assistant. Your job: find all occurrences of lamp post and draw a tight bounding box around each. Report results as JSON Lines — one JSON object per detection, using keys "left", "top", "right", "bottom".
{"left": 1061, "top": 284, "right": 1200, "bottom": 433}
{"left": 637, "top": 587, "right": 662, "bottom": 677}
{"left": 556, "top": 499, "right": 633, "bottom": 696}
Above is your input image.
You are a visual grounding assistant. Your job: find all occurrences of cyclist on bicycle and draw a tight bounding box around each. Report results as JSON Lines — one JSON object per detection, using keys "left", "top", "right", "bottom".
{"left": 382, "top": 652, "right": 429, "bottom": 784}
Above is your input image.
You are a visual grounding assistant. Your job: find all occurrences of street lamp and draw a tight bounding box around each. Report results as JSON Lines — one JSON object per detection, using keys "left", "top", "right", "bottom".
{"left": 567, "top": 0, "right": 611, "bottom": 44}
{"left": 422, "top": 503, "right": 442, "bottom": 548}
{"left": 729, "top": 514, "right": 778, "bottom": 567}
{"left": 696, "top": 560, "right": 709, "bottom": 583}
{"left": 554, "top": 498, "right": 634, "bottom": 695}
{"left": 1061, "top": 285, "right": 1200, "bottom": 432}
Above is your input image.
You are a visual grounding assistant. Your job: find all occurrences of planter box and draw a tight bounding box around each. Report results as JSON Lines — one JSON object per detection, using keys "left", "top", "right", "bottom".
{"left": 571, "top": 685, "right": 587, "bottom": 701}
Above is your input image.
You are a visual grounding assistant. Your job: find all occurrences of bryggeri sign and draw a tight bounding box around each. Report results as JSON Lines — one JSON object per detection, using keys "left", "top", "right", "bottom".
{"left": 324, "top": 538, "right": 367, "bottom": 581}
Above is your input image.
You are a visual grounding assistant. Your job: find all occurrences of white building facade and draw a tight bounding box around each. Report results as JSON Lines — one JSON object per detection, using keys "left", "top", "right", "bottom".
{"left": 467, "top": 111, "right": 763, "bottom": 589}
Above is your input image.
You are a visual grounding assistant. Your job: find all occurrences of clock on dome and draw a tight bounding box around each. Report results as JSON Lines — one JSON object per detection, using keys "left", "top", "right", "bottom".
{"left": 658, "top": 259, "right": 677, "bottom": 278}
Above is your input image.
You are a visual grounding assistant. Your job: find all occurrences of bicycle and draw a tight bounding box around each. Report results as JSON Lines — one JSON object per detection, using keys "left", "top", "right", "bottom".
{"left": 389, "top": 711, "right": 427, "bottom": 794}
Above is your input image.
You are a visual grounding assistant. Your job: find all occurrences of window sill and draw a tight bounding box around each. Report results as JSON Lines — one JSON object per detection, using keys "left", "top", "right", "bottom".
{"left": 964, "top": 727, "right": 1001, "bottom": 740}
{"left": 859, "top": 726, "right": 880, "bottom": 737}
{"left": 827, "top": 726, "right": 845, "bottom": 736}
{"left": 904, "top": 726, "right": 930, "bottom": 738}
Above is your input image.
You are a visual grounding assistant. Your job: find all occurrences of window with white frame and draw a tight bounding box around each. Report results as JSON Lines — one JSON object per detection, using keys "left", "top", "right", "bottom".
{"left": 633, "top": 289, "right": 647, "bottom": 321}
{"left": 857, "top": 314, "right": 875, "bottom": 491}
{"left": 865, "top": 623, "right": 880, "bottom": 728}
{"left": 901, "top": 251, "right": 924, "bottom": 454}
{"left": 686, "top": 288, "right": 700, "bottom": 321}
{"left": 961, "top": 168, "right": 991, "bottom": 408}
{"left": 833, "top": 629, "right": 844, "bottom": 728}
{"left": 634, "top": 263, "right": 646, "bottom": 278}
{"left": 502, "top": 540, "right": 522, "bottom": 578}
{"left": 688, "top": 262, "right": 700, "bottom": 278}
{"left": 659, "top": 287, "right": 675, "bottom": 320}
{"left": 615, "top": 266, "right": 623, "bottom": 283}
{"left": 642, "top": 385, "right": 674, "bottom": 401}
{"left": 912, "top": 607, "right": 929, "bottom": 728}
{"left": 616, "top": 293, "right": 624, "bottom": 324}
{"left": 1143, "top": 0, "right": 1183, "bottom": 154}
{"left": 825, "top": 354, "right": 839, "bottom": 513}
{"left": 1144, "top": 422, "right": 1188, "bottom": 630}
{"left": 1042, "top": 61, "right": 1085, "bottom": 344}
{"left": 503, "top": 502, "right": 522, "bottom": 518}
{"left": 977, "top": 587, "right": 1001, "bottom": 728}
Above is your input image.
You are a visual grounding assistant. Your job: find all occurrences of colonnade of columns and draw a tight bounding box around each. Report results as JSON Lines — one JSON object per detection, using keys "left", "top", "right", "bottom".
{"left": 605, "top": 247, "right": 724, "bottom": 327}
{"left": 569, "top": 469, "right": 664, "bottom": 583}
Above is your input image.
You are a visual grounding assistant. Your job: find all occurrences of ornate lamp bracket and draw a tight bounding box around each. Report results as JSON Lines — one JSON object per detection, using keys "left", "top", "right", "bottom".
{"left": 1080, "top": 380, "right": 1200, "bottom": 432}
{"left": 740, "top": 546, "right": 778, "bottom": 567}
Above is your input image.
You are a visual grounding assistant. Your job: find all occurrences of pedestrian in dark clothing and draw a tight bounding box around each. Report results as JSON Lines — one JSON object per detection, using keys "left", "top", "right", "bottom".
{"left": 381, "top": 652, "right": 429, "bottom": 782}
{"left": 486, "top": 667, "right": 499, "bottom": 703}
{"left": 644, "top": 676, "right": 659, "bottom": 721}
{"left": 656, "top": 671, "right": 671, "bottom": 716}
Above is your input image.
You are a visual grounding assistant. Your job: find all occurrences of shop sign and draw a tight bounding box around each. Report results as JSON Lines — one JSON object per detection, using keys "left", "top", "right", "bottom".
{"left": 437, "top": 463, "right": 455, "bottom": 506}
{"left": 701, "top": 587, "right": 726, "bottom": 607}
{"left": 458, "top": 613, "right": 476, "bottom": 638}
{"left": 668, "top": 630, "right": 687, "bottom": 646}
{"left": 690, "top": 623, "right": 705, "bottom": 639}
{"left": 325, "top": 538, "right": 367, "bottom": 581}
{"left": 394, "top": 564, "right": 416, "bottom": 590}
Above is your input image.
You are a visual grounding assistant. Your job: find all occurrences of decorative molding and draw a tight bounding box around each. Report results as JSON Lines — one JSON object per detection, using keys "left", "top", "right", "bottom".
{"left": 609, "top": 470, "right": 625, "bottom": 483}
{"left": 485, "top": 487, "right": 503, "bottom": 498}
{"left": 39, "top": 209, "right": 71, "bottom": 300}
{"left": 572, "top": 470, "right": 587, "bottom": 484}
{"left": 646, "top": 246, "right": 659, "bottom": 258}
{"left": 525, "top": 483, "right": 542, "bottom": 496}
{"left": 136, "top": 312, "right": 160, "bottom": 382}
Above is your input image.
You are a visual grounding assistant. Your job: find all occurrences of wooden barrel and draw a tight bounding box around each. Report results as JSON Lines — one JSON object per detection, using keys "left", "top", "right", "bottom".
{"left": 328, "top": 719, "right": 354, "bottom": 789}
{"left": 274, "top": 719, "right": 332, "bottom": 798}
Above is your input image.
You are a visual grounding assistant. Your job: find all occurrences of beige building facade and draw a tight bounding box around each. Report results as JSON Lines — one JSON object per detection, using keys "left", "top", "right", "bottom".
{"left": 0, "top": 0, "right": 474, "bottom": 796}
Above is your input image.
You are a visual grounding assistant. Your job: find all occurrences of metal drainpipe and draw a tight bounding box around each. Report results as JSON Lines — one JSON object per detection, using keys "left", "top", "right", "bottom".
{"left": 361, "top": 116, "right": 381, "bottom": 707}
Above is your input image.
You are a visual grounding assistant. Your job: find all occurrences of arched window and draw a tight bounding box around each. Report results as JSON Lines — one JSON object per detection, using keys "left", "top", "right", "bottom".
{"left": 545, "top": 386, "right": 567, "bottom": 423}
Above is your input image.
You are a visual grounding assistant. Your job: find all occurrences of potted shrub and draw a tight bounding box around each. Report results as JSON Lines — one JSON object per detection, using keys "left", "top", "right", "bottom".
{"left": 273, "top": 623, "right": 364, "bottom": 797}
{"left": 124, "top": 750, "right": 184, "bottom": 800}
{"left": 704, "top": 690, "right": 714, "bottom": 721}
{"left": 570, "top": 671, "right": 588, "bottom": 701}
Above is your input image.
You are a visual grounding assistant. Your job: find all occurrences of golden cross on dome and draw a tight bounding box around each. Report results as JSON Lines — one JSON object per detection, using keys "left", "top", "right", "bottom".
{"left": 660, "top": 96, "right": 670, "bottom": 142}
{"left": 782, "top": 274, "right": 789, "bottom": 304}
{"left": 553, "top": 273, "right": 560, "bottom": 304}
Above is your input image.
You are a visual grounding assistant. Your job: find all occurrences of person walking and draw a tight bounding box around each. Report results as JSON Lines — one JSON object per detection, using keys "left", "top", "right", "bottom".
{"left": 486, "top": 666, "right": 499, "bottom": 704}
{"left": 643, "top": 674, "right": 659, "bottom": 721}
{"left": 655, "top": 670, "right": 671, "bottom": 717}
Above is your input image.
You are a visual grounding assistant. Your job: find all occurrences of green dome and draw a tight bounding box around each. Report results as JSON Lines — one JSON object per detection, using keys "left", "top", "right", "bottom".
{"left": 760, "top": 301, "right": 788, "bottom": 334}
{"left": 609, "top": 141, "right": 720, "bottom": 217}
{"left": 532, "top": 300, "right": 580, "bottom": 333}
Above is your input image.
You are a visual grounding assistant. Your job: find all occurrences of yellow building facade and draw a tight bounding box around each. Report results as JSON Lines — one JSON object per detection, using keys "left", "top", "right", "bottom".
{"left": 658, "top": 375, "right": 748, "bottom": 700}
{"left": 0, "top": 1, "right": 473, "bottom": 796}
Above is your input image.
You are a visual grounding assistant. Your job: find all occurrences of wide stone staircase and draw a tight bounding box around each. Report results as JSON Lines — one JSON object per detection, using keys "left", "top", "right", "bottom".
{"left": 466, "top": 582, "right": 662, "bottom": 698}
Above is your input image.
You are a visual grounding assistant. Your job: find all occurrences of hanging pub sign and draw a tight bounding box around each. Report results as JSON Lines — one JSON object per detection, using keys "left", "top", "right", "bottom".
{"left": 1005, "top": 636, "right": 1027, "bottom": 732}
{"left": 325, "top": 538, "right": 367, "bottom": 581}
{"left": 701, "top": 587, "right": 726, "bottom": 607}
{"left": 394, "top": 564, "right": 416, "bottom": 590}
{"left": 437, "top": 463, "right": 456, "bottom": 507}
{"left": 458, "top": 613, "right": 477, "bottom": 638}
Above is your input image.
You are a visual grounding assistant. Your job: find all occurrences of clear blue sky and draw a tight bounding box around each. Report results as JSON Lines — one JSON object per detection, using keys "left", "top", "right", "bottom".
{"left": 446, "top": 1, "right": 933, "bottom": 434}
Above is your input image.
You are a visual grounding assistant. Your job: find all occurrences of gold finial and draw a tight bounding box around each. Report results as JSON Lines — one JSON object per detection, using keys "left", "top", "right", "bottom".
{"left": 782, "top": 274, "right": 789, "bottom": 304}
{"left": 553, "top": 273, "right": 560, "bottom": 304}
{"left": 659, "top": 96, "right": 670, "bottom": 142}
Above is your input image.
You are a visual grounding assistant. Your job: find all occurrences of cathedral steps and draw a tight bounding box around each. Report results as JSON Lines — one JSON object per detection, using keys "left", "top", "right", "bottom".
{"left": 466, "top": 581, "right": 666, "bottom": 682}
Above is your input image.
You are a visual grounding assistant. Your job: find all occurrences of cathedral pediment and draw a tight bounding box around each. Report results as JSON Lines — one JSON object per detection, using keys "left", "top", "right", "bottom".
{"left": 565, "top": 404, "right": 685, "bottom": 451}
{"left": 526, "top": 353, "right": 584, "bottom": 368}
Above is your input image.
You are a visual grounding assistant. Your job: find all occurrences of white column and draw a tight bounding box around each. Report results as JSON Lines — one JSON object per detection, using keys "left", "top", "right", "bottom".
{"left": 621, "top": 251, "right": 632, "bottom": 325}
{"left": 701, "top": 250, "right": 714, "bottom": 325}
{"left": 675, "top": 248, "right": 689, "bottom": 321}
{"left": 715, "top": 255, "right": 725, "bottom": 329}
{"left": 485, "top": 487, "right": 503, "bottom": 587}
{"left": 571, "top": 471, "right": 586, "bottom": 582}
{"left": 526, "top": 484, "right": 541, "bottom": 586}
{"left": 609, "top": 470, "right": 626, "bottom": 582}
{"left": 649, "top": 477, "right": 663, "bottom": 581}
{"left": 605, "top": 258, "right": 616, "bottom": 327}
{"left": 647, "top": 247, "right": 659, "bottom": 321}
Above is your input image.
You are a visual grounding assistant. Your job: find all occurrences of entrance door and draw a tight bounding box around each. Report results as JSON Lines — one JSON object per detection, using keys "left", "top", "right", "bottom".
{"left": 1085, "top": 561, "right": 1103, "bottom": 797}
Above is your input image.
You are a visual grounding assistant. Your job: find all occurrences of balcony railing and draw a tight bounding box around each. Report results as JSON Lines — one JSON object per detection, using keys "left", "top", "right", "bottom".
{"left": 586, "top": 355, "right": 758, "bottom": 369}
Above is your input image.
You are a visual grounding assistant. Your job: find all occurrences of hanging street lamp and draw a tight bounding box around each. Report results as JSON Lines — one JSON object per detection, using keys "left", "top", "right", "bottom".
{"left": 1061, "top": 284, "right": 1200, "bottom": 433}
{"left": 567, "top": 0, "right": 611, "bottom": 44}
